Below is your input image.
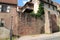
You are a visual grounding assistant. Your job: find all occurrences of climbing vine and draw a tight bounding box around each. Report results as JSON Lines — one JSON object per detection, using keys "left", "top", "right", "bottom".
{"left": 30, "top": 2, "right": 44, "bottom": 18}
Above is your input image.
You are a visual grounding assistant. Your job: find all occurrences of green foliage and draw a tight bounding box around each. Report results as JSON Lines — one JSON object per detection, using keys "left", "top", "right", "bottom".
{"left": 30, "top": 2, "right": 44, "bottom": 18}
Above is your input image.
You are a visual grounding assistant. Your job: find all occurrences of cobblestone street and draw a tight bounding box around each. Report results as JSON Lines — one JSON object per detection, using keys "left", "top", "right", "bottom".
{"left": 18, "top": 32, "right": 60, "bottom": 40}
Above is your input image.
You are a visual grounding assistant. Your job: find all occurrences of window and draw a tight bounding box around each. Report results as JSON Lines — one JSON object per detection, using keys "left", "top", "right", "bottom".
{"left": 0, "top": 18, "right": 4, "bottom": 27}
{"left": 1, "top": 4, "right": 7, "bottom": 12}
{"left": 6, "top": 6, "right": 10, "bottom": 12}
{"left": 47, "top": 0, "right": 49, "bottom": 2}
{"left": 48, "top": 4, "right": 50, "bottom": 8}
{"left": 51, "top": 1, "right": 53, "bottom": 4}
{"left": 53, "top": 6, "right": 54, "bottom": 10}
{"left": 0, "top": 5, "right": 2, "bottom": 12}
{"left": 0, "top": 4, "right": 10, "bottom": 12}
{"left": 48, "top": 11, "right": 50, "bottom": 14}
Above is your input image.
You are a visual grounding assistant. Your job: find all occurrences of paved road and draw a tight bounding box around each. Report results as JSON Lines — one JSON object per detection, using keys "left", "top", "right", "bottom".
{"left": 18, "top": 32, "right": 60, "bottom": 40}
{"left": 47, "top": 37, "right": 60, "bottom": 40}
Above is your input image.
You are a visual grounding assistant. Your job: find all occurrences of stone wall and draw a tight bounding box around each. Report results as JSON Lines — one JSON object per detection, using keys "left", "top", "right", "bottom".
{"left": 44, "top": 9, "right": 59, "bottom": 34}
{"left": 57, "top": 14, "right": 60, "bottom": 31}
{"left": 16, "top": 13, "right": 45, "bottom": 36}
{"left": 49, "top": 14, "right": 59, "bottom": 33}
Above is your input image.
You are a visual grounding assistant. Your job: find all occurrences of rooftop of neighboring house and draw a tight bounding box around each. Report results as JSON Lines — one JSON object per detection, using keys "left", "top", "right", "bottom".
{"left": 54, "top": 2, "right": 60, "bottom": 13}
{"left": 40, "top": 0, "right": 57, "bottom": 7}
{"left": 54, "top": 2, "right": 60, "bottom": 7}
{"left": 54, "top": 2, "right": 60, "bottom": 11}
{"left": 0, "top": 0, "right": 17, "bottom": 4}
{"left": 18, "top": 0, "right": 59, "bottom": 13}
{"left": 17, "top": 2, "right": 34, "bottom": 12}
{"left": 20, "top": 0, "right": 57, "bottom": 8}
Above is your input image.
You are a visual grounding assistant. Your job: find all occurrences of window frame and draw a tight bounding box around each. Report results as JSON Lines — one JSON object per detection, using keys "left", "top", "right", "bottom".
{"left": 0, "top": 4, "right": 10, "bottom": 13}
{"left": 0, "top": 5, "right": 2, "bottom": 12}
{"left": 1, "top": 4, "right": 7, "bottom": 12}
{"left": 47, "top": 0, "right": 49, "bottom": 2}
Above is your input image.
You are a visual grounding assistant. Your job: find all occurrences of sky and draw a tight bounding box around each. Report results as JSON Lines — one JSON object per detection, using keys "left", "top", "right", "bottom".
{"left": 18, "top": 0, "right": 60, "bottom": 6}
{"left": 18, "top": 0, "right": 30, "bottom": 6}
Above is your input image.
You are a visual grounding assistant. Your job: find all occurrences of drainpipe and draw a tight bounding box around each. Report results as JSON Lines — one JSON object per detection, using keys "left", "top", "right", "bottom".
{"left": 10, "top": 16, "right": 13, "bottom": 40}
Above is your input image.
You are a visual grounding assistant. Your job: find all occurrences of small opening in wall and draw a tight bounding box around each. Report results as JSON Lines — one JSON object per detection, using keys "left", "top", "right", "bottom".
{"left": 0, "top": 18, "right": 4, "bottom": 27}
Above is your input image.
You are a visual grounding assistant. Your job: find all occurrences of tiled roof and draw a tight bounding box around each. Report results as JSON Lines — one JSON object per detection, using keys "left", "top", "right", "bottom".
{"left": 0, "top": 0, "right": 17, "bottom": 4}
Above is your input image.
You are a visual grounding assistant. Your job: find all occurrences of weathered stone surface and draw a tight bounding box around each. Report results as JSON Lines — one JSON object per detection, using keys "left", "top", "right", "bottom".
{"left": 18, "top": 32, "right": 60, "bottom": 40}
{"left": 17, "top": 13, "right": 44, "bottom": 36}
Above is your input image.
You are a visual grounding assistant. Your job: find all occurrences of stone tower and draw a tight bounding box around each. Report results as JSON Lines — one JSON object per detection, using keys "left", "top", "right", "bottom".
{"left": 31, "top": 0, "right": 40, "bottom": 13}
{"left": 43, "top": 0, "right": 59, "bottom": 33}
{"left": 31, "top": 0, "right": 59, "bottom": 33}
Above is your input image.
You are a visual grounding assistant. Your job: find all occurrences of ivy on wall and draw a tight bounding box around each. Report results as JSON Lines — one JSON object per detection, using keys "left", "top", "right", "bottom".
{"left": 30, "top": 2, "right": 44, "bottom": 18}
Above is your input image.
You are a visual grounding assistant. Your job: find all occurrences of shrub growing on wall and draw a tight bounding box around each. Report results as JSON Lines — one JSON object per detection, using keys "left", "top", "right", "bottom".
{"left": 30, "top": 2, "right": 44, "bottom": 18}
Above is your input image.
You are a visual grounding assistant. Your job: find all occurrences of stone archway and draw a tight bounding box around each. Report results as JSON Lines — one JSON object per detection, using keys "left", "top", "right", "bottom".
{"left": 44, "top": 10, "right": 59, "bottom": 34}
{"left": 50, "top": 14, "right": 59, "bottom": 33}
